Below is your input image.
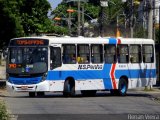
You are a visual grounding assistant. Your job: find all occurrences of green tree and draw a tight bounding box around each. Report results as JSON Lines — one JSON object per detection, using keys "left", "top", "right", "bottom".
{"left": 51, "top": 1, "right": 100, "bottom": 35}
{"left": 0, "top": 0, "right": 52, "bottom": 48}
{"left": 0, "top": 0, "right": 24, "bottom": 48}
{"left": 20, "top": 0, "right": 51, "bottom": 35}
{"left": 52, "top": 0, "right": 128, "bottom": 36}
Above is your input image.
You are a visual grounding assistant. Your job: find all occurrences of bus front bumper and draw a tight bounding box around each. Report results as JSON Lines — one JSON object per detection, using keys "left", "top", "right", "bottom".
{"left": 6, "top": 81, "right": 49, "bottom": 92}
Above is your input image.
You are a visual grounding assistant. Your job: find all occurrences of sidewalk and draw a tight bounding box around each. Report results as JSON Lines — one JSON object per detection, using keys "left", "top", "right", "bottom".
{"left": 0, "top": 61, "right": 6, "bottom": 80}
{"left": 129, "top": 86, "right": 160, "bottom": 101}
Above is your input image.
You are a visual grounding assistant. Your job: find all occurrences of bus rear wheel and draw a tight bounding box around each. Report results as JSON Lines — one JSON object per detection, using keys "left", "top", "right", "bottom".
{"left": 110, "top": 89, "right": 119, "bottom": 96}
{"left": 118, "top": 78, "right": 128, "bottom": 96}
{"left": 63, "top": 80, "right": 75, "bottom": 97}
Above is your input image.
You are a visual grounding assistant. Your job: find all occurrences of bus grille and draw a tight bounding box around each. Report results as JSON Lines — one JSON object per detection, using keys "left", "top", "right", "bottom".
{"left": 9, "top": 77, "right": 42, "bottom": 85}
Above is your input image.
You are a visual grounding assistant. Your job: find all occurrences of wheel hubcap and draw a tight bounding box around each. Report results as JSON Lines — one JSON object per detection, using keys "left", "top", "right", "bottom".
{"left": 121, "top": 84, "right": 126, "bottom": 93}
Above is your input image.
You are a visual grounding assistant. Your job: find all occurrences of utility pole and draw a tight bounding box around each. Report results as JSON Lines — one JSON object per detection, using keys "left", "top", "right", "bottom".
{"left": 130, "top": 0, "right": 134, "bottom": 38}
{"left": 159, "top": 5, "right": 160, "bottom": 42}
{"left": 99, "top": 0, "right": 108, "bottom": 37}
{"left": 158, "top": 3, "right": 160, "bottom": 84}
{"left": 78, "top": 0, "right": 81, "bottom": 36}
{"left": 68, "top": 4, "right": 72, "bottom": 36}
{"left": 99, "top": 7, "right": 104, "bottom": 37}
{"left": 148, "top": 0, "right": 153, "bottom": 39}
{"left": 153, "top": 0, "right": 156, "bottom": 40}
{"left": 81, "top": 4, "right": 85, "bottom": 36}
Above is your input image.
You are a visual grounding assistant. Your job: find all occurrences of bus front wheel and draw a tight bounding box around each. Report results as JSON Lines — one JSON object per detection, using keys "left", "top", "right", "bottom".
{"left": 37, "top": 92, "right": 45, "bottom": 97}
{"left": 63, "top": 80, "right": 75, "bottom": 97}
{"left": 29, "top": 92, "right": 35, "bottom": 97}
{"left": 81, "top": 90, "right": 97, "bottom": 97}
{"left": 118, "top": 78, "right": 128, "bottom": 96}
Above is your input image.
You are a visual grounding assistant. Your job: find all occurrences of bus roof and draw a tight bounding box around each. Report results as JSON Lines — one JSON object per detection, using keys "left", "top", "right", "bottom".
{"left": 10, "top": 36, "right": 155, "bottom": 45}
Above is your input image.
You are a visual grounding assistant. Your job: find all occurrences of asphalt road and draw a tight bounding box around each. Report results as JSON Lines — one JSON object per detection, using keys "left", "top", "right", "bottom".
{"left": 3, "top": 90, "right": 160, "bottom": 120}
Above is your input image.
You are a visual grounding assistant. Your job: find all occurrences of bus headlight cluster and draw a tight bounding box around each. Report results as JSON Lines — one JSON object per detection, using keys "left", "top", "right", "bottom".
{"left": 41, "top": 73, "right": 47, "bottom": 82}
{"left": 6, "top": 73, "right": 10, "bottom": 81}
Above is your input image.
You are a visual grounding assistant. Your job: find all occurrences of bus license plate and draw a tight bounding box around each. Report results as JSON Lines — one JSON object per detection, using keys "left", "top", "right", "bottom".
{"left": 21, "top": 86, "right": 28, "bottom": 90}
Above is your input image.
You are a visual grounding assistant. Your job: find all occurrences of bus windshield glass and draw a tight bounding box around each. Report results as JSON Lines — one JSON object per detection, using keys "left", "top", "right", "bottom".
{"left": 7, "top": 47, "right": 48, "bottom": 74}
{"left": 9, "top": 47, "right": 48, "bottom": 64}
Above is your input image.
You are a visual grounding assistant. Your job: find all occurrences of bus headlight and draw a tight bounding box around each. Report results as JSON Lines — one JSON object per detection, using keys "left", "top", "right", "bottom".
{"left": 41, "top": 73, "right": 47, "bottom": 81}
{"left": 6, "top": 73, "right": 9, "bottom": 81}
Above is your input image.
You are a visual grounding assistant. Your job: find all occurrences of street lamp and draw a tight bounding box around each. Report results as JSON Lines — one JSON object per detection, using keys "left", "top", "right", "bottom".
{"left": 64, "top": 0, "right": 88, "bottom": 36}
{"left": 67, "top": 8, "right": 76, "bottom": 36}
{"left": 116, "top": 13, "right": 127, "bottom": 37}
{"left": 54, "top": 17, "right": 62, "bottom": 21}
{"left": 67, "top": 9, "right": 75, "bottom": 13}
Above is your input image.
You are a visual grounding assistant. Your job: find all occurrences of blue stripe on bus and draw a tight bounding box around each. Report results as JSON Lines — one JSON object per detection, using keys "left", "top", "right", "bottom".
{"left": 9, "top": 76, "right": 42, "bottom": 85}
{"left": 47, "top": 69, "right": 156, "bottom": 80}
{"left": 115, "top": 69, "right": 156, "bottom": 79}
{"left": 47, "top": 64, "right": 113, "bottom": 89}
{"left": 109, "top": 38, "right": 117, "bottom": 44}
{"left": 103, "top": 64, "right": 113, "bottom": 89}
{"left": 47, "top": 68, "right": 156, "bottom": 89}
{"left": 9, "top": 68, "right": 156, "bottom": 89}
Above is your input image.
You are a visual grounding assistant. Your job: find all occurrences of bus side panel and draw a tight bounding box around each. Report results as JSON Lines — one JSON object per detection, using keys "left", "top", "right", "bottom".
{"left": 115, "top": 68, "right": 130, "bottom": 87}
{"left": 75, "top": 79, "right": 105, "bottom": 90}
{"left": 102, "top": 64, "right": 114, "bottom": 90}
{"left": 47, "top": 64, "right": 114, "bottom": 91}
{"left": 47, "top": 70, "right": 106, "bottom": 91}
{"left": 116, "top": 63, "right": 156, "bottom": 89}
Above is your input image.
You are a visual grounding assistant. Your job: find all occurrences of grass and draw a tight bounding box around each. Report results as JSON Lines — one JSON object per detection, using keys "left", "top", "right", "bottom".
{"left": 0, "top": 101, "right": 9, "bottom": 120}
{"left": 143, "top": 86, "right": 155, "bottom": 92}
{"left": 0, "top": 59, "right": 5, "bottom": 66}
{"left": 144, "top": 88, "right": 155, "bottom": 92}
{"left": 0, "top": 86, "right": 9, "bottom": 120}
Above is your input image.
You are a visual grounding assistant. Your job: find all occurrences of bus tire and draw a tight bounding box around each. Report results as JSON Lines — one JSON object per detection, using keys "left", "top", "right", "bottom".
{"left": 37, "top": 92, "right": 45, "bottom": 97}
{"left": 29, "top": 92, "right": 35, "bottom": 97}
{"left": 63, "top": 80, "right": 75, "bottom": 97}
{"left": 81, "top": 90, "right": 97, "bottom": 97}
{"left": 118, "top": 78, "right": 128, "bottom": 96}
{"left": 110, "top": 89, "right": 119, "bottom": 96}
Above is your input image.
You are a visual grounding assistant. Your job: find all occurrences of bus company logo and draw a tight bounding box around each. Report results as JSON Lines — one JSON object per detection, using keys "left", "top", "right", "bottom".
{"left": 16, "top": 40, "right": 44, "bottom": 45}
{"left": 78, "top": 64, "right": 103, "bottom": 70}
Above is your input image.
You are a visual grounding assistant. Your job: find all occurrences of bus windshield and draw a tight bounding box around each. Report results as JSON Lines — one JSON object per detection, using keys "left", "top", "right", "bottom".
{"left": 7, "top": 47, "right": 48, "bottom": 74}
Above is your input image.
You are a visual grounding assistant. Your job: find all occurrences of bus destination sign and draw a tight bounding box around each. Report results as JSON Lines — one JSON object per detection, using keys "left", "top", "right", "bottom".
{"left": 10, "top": 39, "right": 49, "bottom": 46}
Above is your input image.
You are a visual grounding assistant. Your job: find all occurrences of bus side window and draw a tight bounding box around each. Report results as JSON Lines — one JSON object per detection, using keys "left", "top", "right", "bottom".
{"left": 129, "top": 45, "right": 141, "bottom": 63}
{"left": 91, "top": 44, "right": 103, "bottom": 63}
{"left": 117, "top": 45, "right": 129, "bottom": 63}
{"left": 104, "top": 45, "right": 116, "bottom": 63}
{"left": 142, "top": 45, "right": 154, "bottom": 63}
{"left": 77, "top": 44, "right": 90, "bottom": 64}
{"left": 62, "top": 44, "right": 76, "bottom": 64}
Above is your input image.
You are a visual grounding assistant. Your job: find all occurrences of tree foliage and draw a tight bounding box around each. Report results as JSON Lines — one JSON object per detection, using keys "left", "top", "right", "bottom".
{"left": 0, "top": 0, "right": 51, "bottom": 48}
{"left": 0, "top": 0, "right": 159, "bottom": 49}
{"left": 52, "top": 0, "right": 126, "bottom": 36}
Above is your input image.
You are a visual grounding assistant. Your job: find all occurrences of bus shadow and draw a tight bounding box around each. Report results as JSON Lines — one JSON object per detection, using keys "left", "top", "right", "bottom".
{"left": 4, "top": 91, "right": 151, "bottom": 99}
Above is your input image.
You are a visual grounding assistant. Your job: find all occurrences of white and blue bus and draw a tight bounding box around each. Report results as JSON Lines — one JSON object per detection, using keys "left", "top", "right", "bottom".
{"left": 6, "top": 36, "right": 157, "bottom": 97}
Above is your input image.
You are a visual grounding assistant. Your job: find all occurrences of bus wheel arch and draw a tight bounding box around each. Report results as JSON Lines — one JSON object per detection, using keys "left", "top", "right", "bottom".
{"left": 118, "top": 76, "right": 128, "bottom": 96}
{"left": 63, "top": 77, "right": 75, "bottom": 97}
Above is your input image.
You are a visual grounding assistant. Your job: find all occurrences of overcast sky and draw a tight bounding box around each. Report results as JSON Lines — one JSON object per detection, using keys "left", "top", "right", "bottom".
{"left": 47, "top": 0, "right": 62, "bottom": 16}
{"left": 48, "top": 0, "right": 62, "bottom": 9}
